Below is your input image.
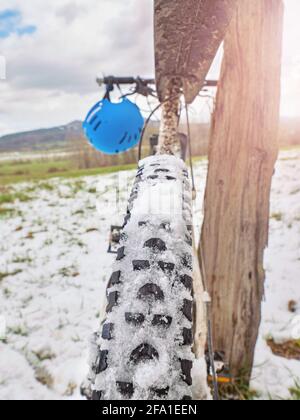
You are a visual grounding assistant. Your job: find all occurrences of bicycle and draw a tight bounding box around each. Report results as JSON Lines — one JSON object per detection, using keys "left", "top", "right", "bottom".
{"left": 84, "top": 0, "right": 237, "bottom": 401}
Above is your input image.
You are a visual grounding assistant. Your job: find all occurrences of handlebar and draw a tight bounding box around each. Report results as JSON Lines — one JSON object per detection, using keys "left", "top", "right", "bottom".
{"left": 97, "top": 76, "right": 217, "bottom": 87}
{"left": 96, "top": 76, "right": 218, "bottom": 99}
{"left": 97, "top": 76, "right": 155, "bottom": 87}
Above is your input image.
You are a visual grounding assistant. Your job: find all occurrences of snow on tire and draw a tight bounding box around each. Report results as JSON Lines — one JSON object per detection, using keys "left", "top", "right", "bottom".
{"left": 88, "top": 155, "right": 194, "bottom": 400}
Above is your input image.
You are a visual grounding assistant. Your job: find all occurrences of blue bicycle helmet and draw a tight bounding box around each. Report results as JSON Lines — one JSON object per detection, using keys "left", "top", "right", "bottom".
{"left": 83, "top": 98, "right": 144, "bottom": 155}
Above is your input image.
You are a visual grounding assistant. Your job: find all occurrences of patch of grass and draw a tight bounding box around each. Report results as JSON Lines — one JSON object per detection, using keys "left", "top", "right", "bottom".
{"left": 267, "top": 338, "right": 300, "bottom": 361}
{"left": 34, "top": 366, "right": 54, "bottom": 389}
{"left": 270, "top": 212, "right": 283, "bottom": 222}
{"left": 71, "top": 180, "right": 86, "bottom": 194}
{"left": 47, "top": 167, "right": 67, "bottom": 174}
{"left": 0, "top": 190, "right": 32, "bottom": 219}
{"left": 25, "top": 232, "right": 34, "bottom": 240}
{"left": 217, "top": 367, "right": 260, "bottom": 400}
{"left": 0, "top": 269, "right": 22, "bottom": 282}
{"left": 3, "top": 289, "right": 11, "bottom": 299}
{"left": 39, "top": 182, "right": 55, "bottom": 191}
{"left": 88, "top": 187, "right": 97, "bottom": 194}
{"left": 33, "top": 348, "right": 56, "bottom": 362}
{"left": 86, "top": 227, "right": 99, "bottom": 233}
{"left": 0, "top": 159, "right": 71, "bottom": 185}
{"left": 192, "top": 155, "right": 208, "bottom": 163}
{"left": 289, "top": 380, "right": 300, "bottom": 400}
{"left": 0, "top": 194, "right": 14, "bottom": 205}
{"left": 218, "top": 380, "right": 259, "bottom": 401}
{"left": 8, "top": 324, "right": 28, "bottom": 337}
{"left": 291, "top": 188, "right": 300, "bottom": 195}
{"left": 72, "top": 209, "right": 84, "bottom": 216}
{"left": 280, "top": 144, "right": 300, "bottom": 152}
{"left": 12, "top": 255, "right": 32, "bottom": 264}
{"left": 0, "top": 158, "right": 137, "bottom": 185}
{"left": 0, "top": 191, "right": 32, "bottom": 205}
{"left": 0, "top": 207, "right": 15, "bottom": 218}
{"left": 15, "top": 192, "right": 32, "bottom": 202}
{"left": 58, "top": 266, "right": 79, "bottom": 278}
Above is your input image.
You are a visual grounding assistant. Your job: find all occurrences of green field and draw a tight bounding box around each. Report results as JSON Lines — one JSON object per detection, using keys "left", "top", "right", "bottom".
{"left": 0, "top": 145, "right": 298, "bottom": 186}
{"left": 0, "top": 159, "right": 137, "bottom": 185}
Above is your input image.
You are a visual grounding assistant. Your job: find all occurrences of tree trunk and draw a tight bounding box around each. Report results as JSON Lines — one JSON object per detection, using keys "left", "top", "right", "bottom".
{"left": 199, "top": 0, "right": 284, "bottom": 379}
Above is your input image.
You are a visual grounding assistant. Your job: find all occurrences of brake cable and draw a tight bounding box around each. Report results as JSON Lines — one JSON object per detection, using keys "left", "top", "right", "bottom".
{"left": 138, "top": 92, "right": 181, "bottom": 161}
{"left": 185, "top": 103, "right": 196, "bottom": 200}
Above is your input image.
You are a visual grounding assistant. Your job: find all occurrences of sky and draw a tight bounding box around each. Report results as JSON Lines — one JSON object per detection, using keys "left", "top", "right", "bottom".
{"left": 0, "top": 0, "right": 299, "bottom": 136}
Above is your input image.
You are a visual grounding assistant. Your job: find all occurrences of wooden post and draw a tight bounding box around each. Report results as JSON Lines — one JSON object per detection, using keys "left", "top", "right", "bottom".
{"left": 200, "top": 0, "right": 284, "bottom": 379}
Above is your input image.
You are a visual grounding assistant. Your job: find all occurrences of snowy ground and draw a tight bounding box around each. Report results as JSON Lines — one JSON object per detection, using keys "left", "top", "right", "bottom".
{"left": 0, "top": 149, "right": 299, "bottom": 400}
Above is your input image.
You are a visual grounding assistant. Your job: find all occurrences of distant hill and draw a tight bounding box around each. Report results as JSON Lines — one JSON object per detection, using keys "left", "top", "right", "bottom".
{"left": 0, "top": 120, "right": 161, "bottom": 155}
{"left": 0, "top": 117, "right": 299, "bottom": 155}
{"left": 0, "top": 121, "right": 84, "bottom": 153}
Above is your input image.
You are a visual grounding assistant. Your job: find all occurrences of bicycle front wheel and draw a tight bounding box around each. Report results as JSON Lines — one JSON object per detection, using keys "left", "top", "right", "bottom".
{"left": 88, "top": 155, "right": 194, "bottom": 400}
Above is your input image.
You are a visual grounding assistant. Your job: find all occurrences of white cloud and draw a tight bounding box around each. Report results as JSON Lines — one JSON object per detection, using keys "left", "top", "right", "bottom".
{"left": 0, "top": 0, "right": 299, "bottom": 136}
{"left": 0, "top": 0, "right": 154, "bottom": 135}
